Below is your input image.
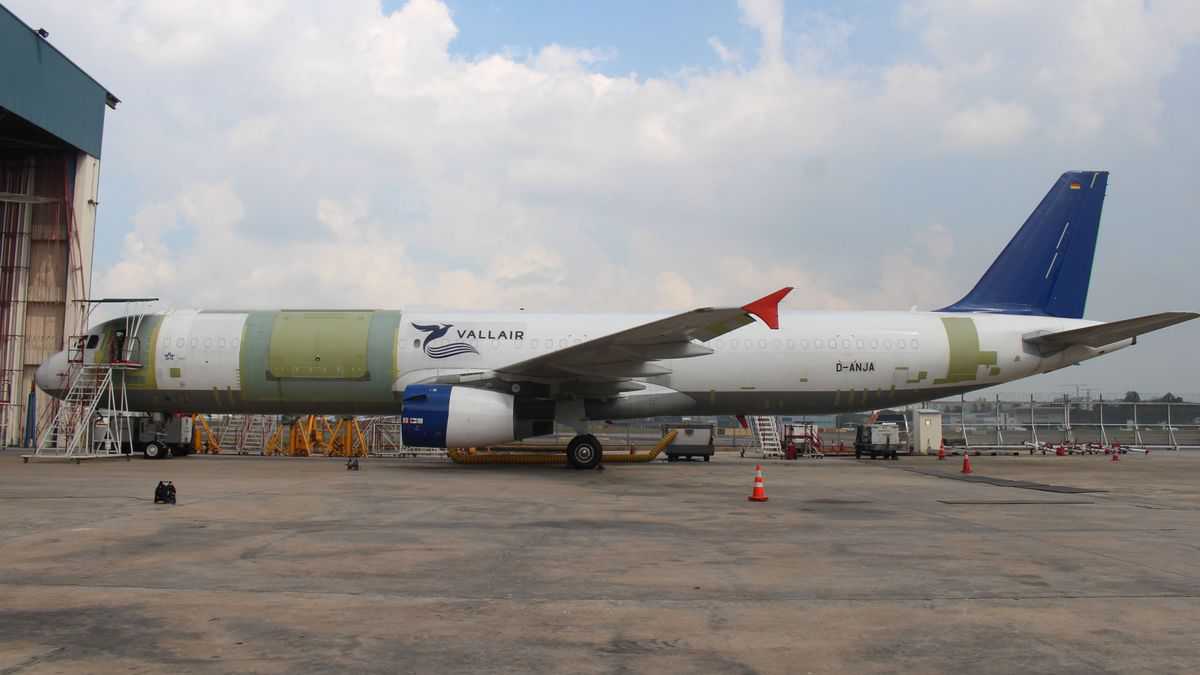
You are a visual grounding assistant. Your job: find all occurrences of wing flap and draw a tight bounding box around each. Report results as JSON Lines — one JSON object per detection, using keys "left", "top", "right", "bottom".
{"left": 1024, "top": 312, "right": 1198, "bottom": 353}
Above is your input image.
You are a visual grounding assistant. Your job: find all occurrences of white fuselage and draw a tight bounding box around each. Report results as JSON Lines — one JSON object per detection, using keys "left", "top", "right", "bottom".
{"left": 43, "top": 309, "right": 1128, "bottom": 418}
{"left": 400, "top": 310, "right": 1117, "bottom": 415}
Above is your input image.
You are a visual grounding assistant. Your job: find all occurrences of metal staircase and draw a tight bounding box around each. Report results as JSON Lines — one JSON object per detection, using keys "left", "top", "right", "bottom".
{"left": 216, "top": 415, "right": 276, "bottom": 454}
{"left": 25, "top": 305, "right": 153, "bottom": 462}
{"left": 30, "top": 362, "right": 125, "bottom": 460}
{"left": 746, "top": 415, "right": 784, "bottom": 459}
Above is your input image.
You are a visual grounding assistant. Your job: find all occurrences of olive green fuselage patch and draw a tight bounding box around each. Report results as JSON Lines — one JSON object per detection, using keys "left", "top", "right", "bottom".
{"left": 934, "top": 317, "right": 998, "bottom": 385}
{"left": 267, "top": 311, "right": 372, "bottom": 380}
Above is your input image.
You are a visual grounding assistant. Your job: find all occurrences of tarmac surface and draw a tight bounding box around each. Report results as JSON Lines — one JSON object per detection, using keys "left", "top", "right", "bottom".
{"left": 1, "top": 450, "right": 1198, "bottom": 674}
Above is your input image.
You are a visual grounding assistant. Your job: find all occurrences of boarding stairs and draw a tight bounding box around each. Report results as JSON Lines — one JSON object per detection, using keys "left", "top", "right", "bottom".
{"left": 745, "top": 415, "right": 785, "bottom": 459}
{"left": 29, "top": 362, "right": 126, "bottom": 460}
{"left": 25, "top": 309, "right": 152, "bottom": 462}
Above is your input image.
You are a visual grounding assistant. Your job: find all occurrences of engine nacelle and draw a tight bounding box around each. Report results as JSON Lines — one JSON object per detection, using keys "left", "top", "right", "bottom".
{"left": 401, "top": 384, "right": 521, "bottom": 448}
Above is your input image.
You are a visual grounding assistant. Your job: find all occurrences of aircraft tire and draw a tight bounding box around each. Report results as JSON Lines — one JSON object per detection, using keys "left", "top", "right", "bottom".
{"left": 566, "top": 435, "right": 602, "bottom": 470}
{"left": 143, "top": 442, "right": 166, "bottom": 460}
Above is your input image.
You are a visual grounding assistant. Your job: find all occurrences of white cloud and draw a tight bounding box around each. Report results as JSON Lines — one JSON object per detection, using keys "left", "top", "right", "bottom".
{"left": 738, "top": 0, "right": 785, "bottom": 65}
{"left": 6, "top": 0, "right": 1196, "bottom": 330}
{"left": 707, "top": 36, "right": 740, "bottom": 64}
{"left": 945, "top": 100, "right": 1034, "bottom": 148}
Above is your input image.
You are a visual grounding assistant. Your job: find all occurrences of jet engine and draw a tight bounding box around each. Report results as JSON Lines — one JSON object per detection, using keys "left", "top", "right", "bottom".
{"left": 400, "top": 384, "right": 553, "bottom": 448}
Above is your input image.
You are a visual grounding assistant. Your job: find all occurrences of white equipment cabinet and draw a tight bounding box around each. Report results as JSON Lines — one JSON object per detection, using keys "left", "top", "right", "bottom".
{"left": 912, "top": 409, "right": 943, "bottom": 455}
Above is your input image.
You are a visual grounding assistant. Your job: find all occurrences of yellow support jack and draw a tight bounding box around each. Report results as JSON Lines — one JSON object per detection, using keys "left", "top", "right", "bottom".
{"left": 191, "top": 414, "right": 222, "bottom": 454}
{"left": 326, "top": 417, "right": 369, "bottom": 457}
{"left": 265, "top": 415, "right": 323, "bottom": 457}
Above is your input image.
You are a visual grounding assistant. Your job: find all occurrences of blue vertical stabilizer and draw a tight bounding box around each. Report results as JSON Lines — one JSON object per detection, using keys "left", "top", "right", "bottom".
{"left": 940, "top": 171, "right": 1108, "bottom": 319}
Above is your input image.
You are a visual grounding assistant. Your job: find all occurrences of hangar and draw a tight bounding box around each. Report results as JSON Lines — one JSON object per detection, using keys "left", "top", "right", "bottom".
{"left": 0, "top": 4, "right": 116, "bottom": 446}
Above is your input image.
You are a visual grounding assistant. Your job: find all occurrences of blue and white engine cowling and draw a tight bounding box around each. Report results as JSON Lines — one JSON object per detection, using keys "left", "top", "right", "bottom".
{"left": 401, "top": 384, "right": 551, "bottom": 448}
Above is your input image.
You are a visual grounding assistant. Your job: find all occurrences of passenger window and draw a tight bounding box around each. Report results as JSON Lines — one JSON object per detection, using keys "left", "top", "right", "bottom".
{"left": 86, "top": 335, "right": 99, "bottom": 349}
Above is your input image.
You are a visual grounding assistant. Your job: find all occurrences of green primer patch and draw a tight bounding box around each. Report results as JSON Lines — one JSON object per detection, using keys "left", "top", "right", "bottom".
{"left": 934, "top": 317, "right": 998, "bottom": 384}
{"left": 267, "top": 311, "right": 372, "bottom": 380}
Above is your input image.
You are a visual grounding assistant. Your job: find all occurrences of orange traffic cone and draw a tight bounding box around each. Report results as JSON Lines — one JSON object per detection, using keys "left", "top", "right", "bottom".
{"left": 748, "top": 464, "right": 768, "bottom": 502}
{"left": 1111, "top": 449, "right": 1120, "bottom": 463}
{"left": 961, "top": 452, "right": 973, "bottom": 474}
{"left": 937, "top": 441, "right": 946, "bottom": 461}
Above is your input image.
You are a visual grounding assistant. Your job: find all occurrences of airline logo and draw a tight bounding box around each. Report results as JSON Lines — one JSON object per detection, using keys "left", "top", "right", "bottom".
{"left": 412, "top": 323, "right": 480, "bottom": 359}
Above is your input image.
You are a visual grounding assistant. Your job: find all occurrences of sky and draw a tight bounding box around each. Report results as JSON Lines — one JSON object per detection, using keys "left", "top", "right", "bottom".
{"left": 8, "top": 0, "right": 1200, "bottom": 398}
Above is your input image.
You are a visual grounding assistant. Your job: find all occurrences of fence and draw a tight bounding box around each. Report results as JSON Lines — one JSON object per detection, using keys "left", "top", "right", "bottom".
{"left": 927, "top": 397, "right": 1200, "bottom": 450}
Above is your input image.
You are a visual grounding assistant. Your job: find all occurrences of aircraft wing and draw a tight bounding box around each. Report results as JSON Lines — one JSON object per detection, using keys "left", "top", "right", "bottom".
{"left": 1023, "top": 312, "right": 1198, "bottom": 354}
{"left": 493, "top": 287, "right": 793, "bottom": 383}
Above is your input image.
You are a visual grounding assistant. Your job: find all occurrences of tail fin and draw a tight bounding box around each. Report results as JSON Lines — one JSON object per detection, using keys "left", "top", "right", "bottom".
{"left": 940, "top": 171, "right": 1108, "bottom": 318}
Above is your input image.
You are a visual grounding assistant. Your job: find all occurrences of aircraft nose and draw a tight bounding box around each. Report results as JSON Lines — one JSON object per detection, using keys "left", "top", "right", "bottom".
{"left": 36, "top": 351, "right": 69, "bottom": 395}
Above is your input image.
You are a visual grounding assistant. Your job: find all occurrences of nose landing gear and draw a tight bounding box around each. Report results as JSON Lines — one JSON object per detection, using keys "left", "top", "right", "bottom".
{"left": 566, "top": 434, "right": 602, "bottom": 470}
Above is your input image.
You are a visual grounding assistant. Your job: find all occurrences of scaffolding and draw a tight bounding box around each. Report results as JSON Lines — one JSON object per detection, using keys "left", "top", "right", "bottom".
{"left": 362, "top": 415, "right": 446, "bottom": 458}
{"left": 213, "top": 414, "right": 277, "bottom": 454}
{"left": 0, "top": 153, "right": 98, "bottom": 449}
{"left": 326, "top": 417, "right": 369, "bottom": 457}
{"left": 192, "top": 414, "right": 222, "bottom": 454}
{"left": 187, "top": 413, "right": 444, "bottom": 458}
{"left": 264, "top": 415, "right": 330, "bottom": 457}
{"left": 24, "top": 301, "right": 154, "bottom": 462}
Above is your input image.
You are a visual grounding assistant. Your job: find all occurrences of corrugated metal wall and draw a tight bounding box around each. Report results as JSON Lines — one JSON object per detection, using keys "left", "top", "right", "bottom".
{"left": 0, "top": 152, "right": 89, "bottom": 446}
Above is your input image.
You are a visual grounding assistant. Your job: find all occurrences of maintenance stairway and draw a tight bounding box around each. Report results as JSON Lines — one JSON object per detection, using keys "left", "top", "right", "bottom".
{"left": 25, "top": 310, "right": 150, "bottom": 462}
{"left": 746, "top": 415, "right": 785, "bottom": 459}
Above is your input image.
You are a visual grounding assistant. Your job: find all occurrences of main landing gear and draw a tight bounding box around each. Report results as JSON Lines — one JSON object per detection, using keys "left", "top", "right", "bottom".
{"left": 566, "top": 434, "right": 603, "bottom": 470}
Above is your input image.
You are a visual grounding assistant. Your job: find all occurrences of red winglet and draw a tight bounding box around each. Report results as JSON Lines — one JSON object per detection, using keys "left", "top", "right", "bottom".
{"left": 741, "top": 287, "right": 793, "bottom": 330}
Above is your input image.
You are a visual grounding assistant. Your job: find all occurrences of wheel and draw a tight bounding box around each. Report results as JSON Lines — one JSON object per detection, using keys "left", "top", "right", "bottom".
{"left": 143, "top": 442, "right": 166, "bottom": 460}
{"left": 566, "top": 434, "right": 602, "bottom": 470}
{"left": 703, "top": 455, "right": 710, "bottom": 462}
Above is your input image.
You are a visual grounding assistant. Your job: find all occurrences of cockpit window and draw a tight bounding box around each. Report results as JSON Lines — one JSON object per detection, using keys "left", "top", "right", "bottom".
{"left": 86, "top": 335, "right": 99, "bottom": 349}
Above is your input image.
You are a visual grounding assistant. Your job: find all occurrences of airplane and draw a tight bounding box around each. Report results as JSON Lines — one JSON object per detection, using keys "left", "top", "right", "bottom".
{"left": 36, "top": 171, "right": 1197, "bottom": 469}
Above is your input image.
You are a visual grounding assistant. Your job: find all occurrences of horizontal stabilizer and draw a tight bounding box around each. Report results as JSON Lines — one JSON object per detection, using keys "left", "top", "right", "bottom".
{"left": 1023, "top": 312, "right": 1198, "bottom": 354}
